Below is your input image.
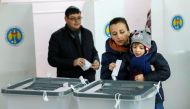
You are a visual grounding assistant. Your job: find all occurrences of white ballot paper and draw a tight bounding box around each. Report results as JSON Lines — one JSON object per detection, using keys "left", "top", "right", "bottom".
{"left": 111, "top": 60, "right": 122, "bottom": 80}
{"left": 81, "top": 59, "right": 92, "bottom": 71}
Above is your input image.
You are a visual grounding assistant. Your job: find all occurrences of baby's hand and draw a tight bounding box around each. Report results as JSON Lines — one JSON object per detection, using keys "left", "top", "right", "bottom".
{"left": 134, "top": 74, "right": 144, "bottom": 81}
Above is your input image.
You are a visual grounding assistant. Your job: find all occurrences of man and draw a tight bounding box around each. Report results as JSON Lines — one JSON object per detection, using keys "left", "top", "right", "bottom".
{"left": 48, "top": 6, "right": 100, "bottom": 82}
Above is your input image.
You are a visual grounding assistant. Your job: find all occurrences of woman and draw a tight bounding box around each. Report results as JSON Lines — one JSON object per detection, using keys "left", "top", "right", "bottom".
{"left": 100, "top": 17, "right": 131, "bottom": 80}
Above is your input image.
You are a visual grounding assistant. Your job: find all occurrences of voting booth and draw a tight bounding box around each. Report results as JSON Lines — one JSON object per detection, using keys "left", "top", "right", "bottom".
{"left": 0, "top": 3, "right": 36, "bottom": 109}
{"left": 152, "top": 0, "right": 190, "bottom": 109}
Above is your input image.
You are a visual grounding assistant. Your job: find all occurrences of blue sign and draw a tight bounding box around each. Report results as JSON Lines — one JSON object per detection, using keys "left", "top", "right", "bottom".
{"left": 6, "top": 27, "right": 23, "bottom": 46}
{"left": 105, "top": 23, "right": 111, "bottom": 38}
{"left": 172, "top": 15, "right": 183, "bottom": 30}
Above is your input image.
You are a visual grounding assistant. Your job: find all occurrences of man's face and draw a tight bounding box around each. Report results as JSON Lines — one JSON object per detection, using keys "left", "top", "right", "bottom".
{"left": 65, "top": 13, "right": 82, "bottom": 30}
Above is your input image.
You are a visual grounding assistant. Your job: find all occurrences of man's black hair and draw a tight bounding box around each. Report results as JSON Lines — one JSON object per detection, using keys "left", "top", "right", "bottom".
{"left": 65, "top": 6, "right": 81, "bottom": 17}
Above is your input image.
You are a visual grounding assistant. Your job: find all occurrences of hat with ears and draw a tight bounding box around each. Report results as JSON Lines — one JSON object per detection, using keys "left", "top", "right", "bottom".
{"left": 145, "top": 10, "right": 151, "bottom": 34}
{"left": 131, "top": 30, "right": 152, "bottom": 50}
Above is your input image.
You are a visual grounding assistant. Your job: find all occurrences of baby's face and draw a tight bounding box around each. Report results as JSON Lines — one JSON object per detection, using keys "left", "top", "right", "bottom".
{"left": 132, "top": 43, "right": 146, "bottom": 57}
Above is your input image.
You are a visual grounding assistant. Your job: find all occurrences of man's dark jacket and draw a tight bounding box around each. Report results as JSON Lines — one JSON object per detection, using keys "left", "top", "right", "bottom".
{"left": 48, "top": 25, "right": 99, "bottom": 82}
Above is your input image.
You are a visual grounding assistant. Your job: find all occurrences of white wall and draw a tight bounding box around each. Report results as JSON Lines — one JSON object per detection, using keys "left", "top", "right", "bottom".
{"left": 1, "top": 0, "right": 150, "bottom": 79}
{"left": 1, "top": 0, "right": 190, "bottom": 109}
{"left": 91, "top": 0, "right": 150, "bottom": 79}
{"left": 32, "top": 0, "right": 150, "bottom": 79}
{"left": 1, "top": 0, "right": 88, "bottom": 78}
{"left": 124, "top": 0, "right": 151, "bottom": 31}
{"left": 152, "top": 0, "right": 190, "bottom": 109}
{"left": 32, "top": 0, "right": 86, "bottom": 77}
{"left": 92, "top": 0, "right": 150, "bottom": 59}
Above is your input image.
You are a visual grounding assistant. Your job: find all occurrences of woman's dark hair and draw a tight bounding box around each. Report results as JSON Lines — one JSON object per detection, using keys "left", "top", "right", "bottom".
{"left": 65, "top": 6, "right": 81, "bottom": 17}
{"left": 109, "top": 17, "right": 130, "bottom": 31}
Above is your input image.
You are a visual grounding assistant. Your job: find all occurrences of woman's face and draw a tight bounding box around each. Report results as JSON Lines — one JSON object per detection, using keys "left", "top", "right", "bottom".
{"left": 110, "top": 22, "right": 130, "bottom": 46}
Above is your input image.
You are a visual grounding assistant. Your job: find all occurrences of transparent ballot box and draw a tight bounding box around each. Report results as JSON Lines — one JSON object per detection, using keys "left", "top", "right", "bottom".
{"left": 74, "top": 80, "right": 158, "bottom": 109}
{"left": 1, "top": 77, "right": 84, "bottom": 109}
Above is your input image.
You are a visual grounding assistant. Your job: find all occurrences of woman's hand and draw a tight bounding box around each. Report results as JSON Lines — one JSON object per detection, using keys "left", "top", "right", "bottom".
{"left": 109, "top": 62, "right": 116, "bottom": 71}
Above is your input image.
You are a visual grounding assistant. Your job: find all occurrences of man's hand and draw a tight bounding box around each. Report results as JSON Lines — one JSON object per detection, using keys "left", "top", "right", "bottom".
{"left": 91, "top": 60, "right": 100, "bottom": 70}
{"left": 73, "top": 58, "right": 85, "bottom": 67}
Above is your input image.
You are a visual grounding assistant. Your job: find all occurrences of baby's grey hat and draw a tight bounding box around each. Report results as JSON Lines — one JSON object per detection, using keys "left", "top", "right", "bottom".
{"left": 131, "top": 30, "right": 151, "bottom": 49}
